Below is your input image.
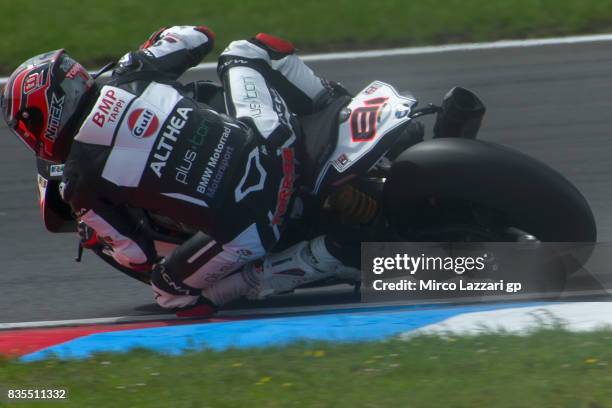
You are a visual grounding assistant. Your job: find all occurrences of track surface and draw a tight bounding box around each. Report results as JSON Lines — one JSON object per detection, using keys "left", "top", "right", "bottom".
{"left": 1, "top": 41, "right": 611, "bottom": 323}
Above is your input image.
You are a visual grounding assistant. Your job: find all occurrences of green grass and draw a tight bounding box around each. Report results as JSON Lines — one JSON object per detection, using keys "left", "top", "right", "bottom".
{"left": 2, "top": 329, "right": 612, "bottom": 407}
{"left": 3, "top": 0, "right": 612, "bottom": 74}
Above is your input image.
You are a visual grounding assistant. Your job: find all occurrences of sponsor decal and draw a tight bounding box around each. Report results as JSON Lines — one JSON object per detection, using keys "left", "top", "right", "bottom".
{"left": 350, "top": 97, "right": 389, "bottom": 142}
{"left": 217, "top": 58, "right": 248, "bottom": 73}
{"left": 175, "top": 149, "right": 197, "bottom": 185}
{"left": 363, "top": 84, "right": 380, "bottom": 95}
{"left": 271, "top": 148, "right": 295, "bottom": 225}
{"left": 127, "top": 108, "right": 159, "bottom": 138}
{"left": 197, "top": 126, "right": 234, "bottom": 198}
{"left": 271, "top": 89, "right": 290, "bottom": 127}
{"left": 234, "top": 148, "right": 267, "bottom": 203}
{"left": 242, "top": 76, "right": 262, "bottom": 117}
{"left": 91, "top": 89, "right": 127, "bottom": 128}
{"left": 334, "top": 153, "right": 350, "bottom": 169}
{"left": 49, "top": 164, "right": 64, "bottom": 177}
{"left": 65, "top": 62, "right": 88, "bottom": 80}
{"left": 149, "top": 107, "right": 193, "bottom": 178}
{"left": 188, "top": 119, "right": 208, "bottom": 146}
{"left": 395, "top": 105, "right": 411, "bottom": 119}
{"left": 23, "top": 68, "right": 48, "bottom": 94}
{"left": 160, "top": 267, "right": 193, "bottom": 296}
{"left": 173, "top": 119, "right": 209, "bottom": 185}
{"left": 44, "top": 94, "right": 65, "bottom": 141}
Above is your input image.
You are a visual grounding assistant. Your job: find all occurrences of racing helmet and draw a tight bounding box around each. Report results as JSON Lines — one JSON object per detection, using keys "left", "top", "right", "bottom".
{"left": 1, "top": 49, "right": 95, "bottom": 163}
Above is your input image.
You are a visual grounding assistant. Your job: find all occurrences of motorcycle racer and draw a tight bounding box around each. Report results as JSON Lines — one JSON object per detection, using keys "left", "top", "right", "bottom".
{"left": 1, "top": 25, "right": 359, "bottom": 315}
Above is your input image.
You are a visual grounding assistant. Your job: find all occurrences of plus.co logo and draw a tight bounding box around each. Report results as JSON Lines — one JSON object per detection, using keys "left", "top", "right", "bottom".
{"left": 128, "top": 108, "right": 159, "bottom": 138}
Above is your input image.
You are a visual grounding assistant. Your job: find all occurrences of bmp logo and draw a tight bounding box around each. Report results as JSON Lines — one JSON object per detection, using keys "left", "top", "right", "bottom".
{"left": 128, "top": 108, "right": 159, "bottom": 138}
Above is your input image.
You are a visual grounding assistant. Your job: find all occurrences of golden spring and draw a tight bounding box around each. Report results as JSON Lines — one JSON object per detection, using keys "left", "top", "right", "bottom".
{"left": 328, "top": 184, "right": 378, "bottom": 224}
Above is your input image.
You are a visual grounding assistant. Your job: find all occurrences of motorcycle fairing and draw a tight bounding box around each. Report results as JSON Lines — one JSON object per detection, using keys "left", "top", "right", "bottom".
{"left": 313, "top": 81, "right": 416, "bottom": 193}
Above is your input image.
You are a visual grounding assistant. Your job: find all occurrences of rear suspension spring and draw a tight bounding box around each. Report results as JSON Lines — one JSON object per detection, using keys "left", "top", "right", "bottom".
{"left": 328, "top": 185, "right": 379, "bottom": 224}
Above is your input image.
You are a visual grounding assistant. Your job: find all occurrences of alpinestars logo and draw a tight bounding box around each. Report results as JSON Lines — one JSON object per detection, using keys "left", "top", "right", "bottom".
{"left": 128, "top": 108, "right": 159, "bottom": 138}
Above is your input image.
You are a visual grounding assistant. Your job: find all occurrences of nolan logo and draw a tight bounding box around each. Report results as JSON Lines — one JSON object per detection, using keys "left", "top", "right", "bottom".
{"left": 128, "top": 108, "right": 159, "bottom": 138}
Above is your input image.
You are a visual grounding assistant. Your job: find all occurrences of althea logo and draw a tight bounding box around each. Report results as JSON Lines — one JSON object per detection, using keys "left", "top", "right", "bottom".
{"left": 128, "top": 108, "right": 159, "bottom": 138}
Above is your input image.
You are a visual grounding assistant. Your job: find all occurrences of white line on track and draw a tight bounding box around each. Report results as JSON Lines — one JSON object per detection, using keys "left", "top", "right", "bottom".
{"left": 2, "top": 287, "right": 607, "bottom": 330}
{"left": 2, "top": 32, "right": 612, "bottom": 84}
{"left": 0, "top": 303, "right": 365, "bottom": 330}
{"left": 0, "top": 298, "right": 458, "bottom": 330}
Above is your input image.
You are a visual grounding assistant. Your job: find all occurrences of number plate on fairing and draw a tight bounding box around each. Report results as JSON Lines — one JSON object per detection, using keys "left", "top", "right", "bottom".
{"left": 314, "top": 81, "right": 417, "bottom": 192}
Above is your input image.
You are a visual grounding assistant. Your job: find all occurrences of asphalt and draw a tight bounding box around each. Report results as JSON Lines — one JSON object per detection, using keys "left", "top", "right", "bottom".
{"left": 1, "top": 40, "right": 611, "bottom": 323}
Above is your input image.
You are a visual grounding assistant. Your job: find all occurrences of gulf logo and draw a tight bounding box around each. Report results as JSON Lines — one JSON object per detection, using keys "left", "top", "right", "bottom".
{"left": 128, "top": 108, "right": 159, "bottom": 138}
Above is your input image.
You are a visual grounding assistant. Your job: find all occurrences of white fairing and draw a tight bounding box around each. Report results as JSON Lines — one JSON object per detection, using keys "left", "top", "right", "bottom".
{"left": 314, "top": 81, "right": 417, "bottom": 193}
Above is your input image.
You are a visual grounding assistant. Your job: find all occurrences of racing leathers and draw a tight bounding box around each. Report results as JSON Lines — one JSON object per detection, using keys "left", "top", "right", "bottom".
{"left": 62, "top": 26, "right": 357, "bottom": 310}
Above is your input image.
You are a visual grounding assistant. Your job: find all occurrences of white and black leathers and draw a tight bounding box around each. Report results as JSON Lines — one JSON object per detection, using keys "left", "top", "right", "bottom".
{"left": 62, "top": 26, "right": 338, "bottom": 309}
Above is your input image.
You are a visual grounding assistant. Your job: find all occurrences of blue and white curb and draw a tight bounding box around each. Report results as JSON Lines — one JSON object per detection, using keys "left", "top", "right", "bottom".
{"left": 403, "top": 302, "right": 612, "bottom": 338}
{"left": 21, "top": 303, "right": 537, "bottom": 361}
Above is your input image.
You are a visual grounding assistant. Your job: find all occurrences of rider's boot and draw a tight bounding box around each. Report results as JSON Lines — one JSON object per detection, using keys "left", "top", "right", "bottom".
{"left": 243, "top": 235, "right": 361, "bottom": 299}
{"left": 202, "top": 236, "right": 360, "bottom": 305}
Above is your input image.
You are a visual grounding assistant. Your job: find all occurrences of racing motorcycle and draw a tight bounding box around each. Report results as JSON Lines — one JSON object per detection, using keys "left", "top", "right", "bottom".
{"left": 35, "top": 79, "right": 597, "bottom": 292}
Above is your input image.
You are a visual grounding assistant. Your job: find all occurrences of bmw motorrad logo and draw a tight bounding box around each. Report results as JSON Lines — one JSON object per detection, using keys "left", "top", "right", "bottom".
{"left": 128, "top": 108, "right": 159, "bottom": 138}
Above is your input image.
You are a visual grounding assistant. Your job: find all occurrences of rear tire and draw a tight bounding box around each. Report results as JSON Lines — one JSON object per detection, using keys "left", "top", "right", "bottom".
{"left": 383, "top": 138, "right": 596, "bottom": 290}
{"left": 383, "top": 138, "right": 596, "bottom": 243}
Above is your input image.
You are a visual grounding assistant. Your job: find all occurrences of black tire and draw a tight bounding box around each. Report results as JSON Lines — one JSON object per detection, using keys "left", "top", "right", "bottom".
{"left": 383, "top": 138, "right": 596, "bottom": 290}
{"left": 383, "top": 138, "right": 596, "bottom": 243}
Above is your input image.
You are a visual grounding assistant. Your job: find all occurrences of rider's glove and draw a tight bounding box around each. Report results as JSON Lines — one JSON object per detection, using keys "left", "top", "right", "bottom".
{"left": 77, "top": 221, "right": 153, "bottom": 272}
{"left": 139, "top": 25, "right": 216, "bottom": 50}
